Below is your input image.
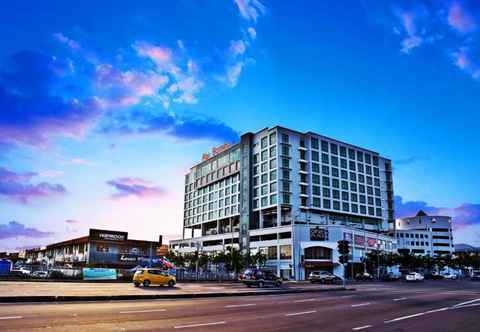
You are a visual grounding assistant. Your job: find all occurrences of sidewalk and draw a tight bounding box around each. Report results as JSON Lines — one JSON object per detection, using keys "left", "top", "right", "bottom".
{"left": 0, "top": 281, "right": 352, "bottom": 303}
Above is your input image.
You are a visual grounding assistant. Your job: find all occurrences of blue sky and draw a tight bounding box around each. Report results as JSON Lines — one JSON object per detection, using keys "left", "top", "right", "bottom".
{"left": 1, "top": 0, "right": 479, "bottom": 251}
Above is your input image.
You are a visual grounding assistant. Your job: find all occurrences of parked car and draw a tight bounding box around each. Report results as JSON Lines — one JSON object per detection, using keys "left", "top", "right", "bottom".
{"left": 470, "top": 271, "right": 480, "bottom": 281}
{"left": 31, "top": 271, "right": 49, "bottom": 278}
{"left": 442, "top": 272, "right": 458, "bottom": 280}
{"left": 355, "top": 272, "right": 374, "bottom": 281}
{"left": 240, "top": 268, "right": 282, "bottom": 288}
{"left": 405, "top": 272, "right": 424, "bottom": 282}
{"left": 381, "top": 272, "right": 401, "bottom": 281}
{"left": 308, "top": 271, "right": 342, "bottom": 284}
{"left": 133, "top": 268, "right": 176, "bottom": 288}
{"left": 9, "top": 270, "right": 29, "bottom": 277}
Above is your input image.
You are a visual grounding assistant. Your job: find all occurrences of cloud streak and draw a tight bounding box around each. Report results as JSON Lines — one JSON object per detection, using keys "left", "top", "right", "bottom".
{"left": 0, "top": 167, "right": 66, "bottom": 203}
{"left": 0, "top": 221, "right": 54, "bottom": 239}
{"left": 107, "top": 177, "right": 166, "bottom": 200}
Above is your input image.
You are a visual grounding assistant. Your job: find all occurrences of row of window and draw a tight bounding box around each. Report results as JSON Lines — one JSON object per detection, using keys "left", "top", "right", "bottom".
{"left": 396, "top": 233, "right": 429, "bottom": 239}
{"left": 309, "top": 137, "right": 379, "bottom": 166}
{"left": 302, "top": 198, "right": 382, "bottom": 216}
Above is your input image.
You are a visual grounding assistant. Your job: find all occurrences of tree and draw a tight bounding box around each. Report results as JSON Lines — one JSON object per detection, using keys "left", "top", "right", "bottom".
{"left": 225, "top": 246, "right": 245, "bottom": 274}
{"left": 251, "top": 251, "right": 267, "bottom": 268}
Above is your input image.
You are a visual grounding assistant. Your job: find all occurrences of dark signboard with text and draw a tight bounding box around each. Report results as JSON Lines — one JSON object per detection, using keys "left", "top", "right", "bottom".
{"left": 89, "top": 229, "right": 128, "bottom": 242}
{"left": 310, "top": 227, "right": 328, "bottom": 241}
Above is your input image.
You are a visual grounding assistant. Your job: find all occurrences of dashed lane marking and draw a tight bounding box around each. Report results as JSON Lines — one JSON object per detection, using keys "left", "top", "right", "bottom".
{"left": 293, "top": 298, "right": 316, "bottom": 303}
{"left": 225, "top": 304, "right": 256, "bottom": 308}
{"left": 352, "top": 325, "right": 373, "bottom": 331}
{"left": 0, "top": 316, "right": 23, "bottom": 320}
{"left": 351, "top": 302, "right": 371, "bottom": 307}
{"left": 285, "top": 310, "right": 317, "bottom": 316}
{"left": 393, "top": 297, "right": 407, "bottom": 301}
{"left": 384, "top": 312, "right": 425, "bottom": 323}
{"left": 174, "top": 321, "right": 226, "bottom": 329}
{"left": 119, "top": 309, "right": 166, "bottom": 314}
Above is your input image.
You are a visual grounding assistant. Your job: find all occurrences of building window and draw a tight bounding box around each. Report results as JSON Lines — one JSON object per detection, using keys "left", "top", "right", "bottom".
{"left": 261, "top": 136, "right": 268, "bottom": 149}
{"left": 323, "top": 187, "right": 330, "bottom": 197}
{"left": 333, "top": 200, "right": 340, "bottom": 210}
{"left": 322, "top": 153, "right": 329, "bottom": 163}
{"left": 280, "top": 245, "right": 292, "bottom": 259}
{"left": 312, "top": 174, "right": 320, "bottom": 184}
{"left": 312, "top": 151, "right": 319, "bottom": 161}
{"left": 269, "top": 159, "right": 277, "bottom": 169}
{"left": 321, "top": 199, "right": 330, "bottom": 209}
{"left": 267, "top": 246, "right": 278, "bottom": 260}
{"left": 270, "top": 194, "right": 277, "bottom": 205}
{"left": 321, "top": 140, "right": 329, "bottom": 152}
{"left": 270, "top": 182, "right": 277, "bottom": 193}
{"left": 96, "top": 244, "right": 109, "bottom": 253}
{"left": 282, "top": 158, "right": 289, "bottom": 168}
{"left": 312, "top": 163, "right": 320, "bottom": 173}
{"left": 282, "top": 134, "right": 289, "bottom": 143}
{"left": 270, "top": 170, "right": 277, "bottom": 181}
{"left": 269, "top": 133, "right": 276, "bottom": 145}
{"left": 269, "top": 146, "right": 276, "bottom": 158}
{"left": 313, "top": 197, "right": 321, "bottom": 207}
{"left": 311, "top": 138, "right": 319, "bottom": 149}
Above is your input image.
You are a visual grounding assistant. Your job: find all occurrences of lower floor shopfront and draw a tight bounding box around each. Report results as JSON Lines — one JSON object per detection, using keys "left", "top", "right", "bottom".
{"left": 170, "top": 223, "right": 397, "bottom": 280}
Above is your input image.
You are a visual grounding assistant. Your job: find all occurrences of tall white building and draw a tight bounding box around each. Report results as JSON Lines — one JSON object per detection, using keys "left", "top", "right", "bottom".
{"left": 395, "top": 211, "right": 454, "bottom": 256}
{"left": 170, "top": 126, "right": 396, "bottom": 279}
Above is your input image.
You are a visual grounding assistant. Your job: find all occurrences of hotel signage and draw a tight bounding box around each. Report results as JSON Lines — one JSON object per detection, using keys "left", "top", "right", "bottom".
{"left": 90, "top": 229, "right": 128, "bottom": 242}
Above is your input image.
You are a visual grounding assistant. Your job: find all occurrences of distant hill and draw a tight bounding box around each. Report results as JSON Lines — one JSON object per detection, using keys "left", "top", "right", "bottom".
{"left": 455, "top": 243, "right": 480, "bottom": 252}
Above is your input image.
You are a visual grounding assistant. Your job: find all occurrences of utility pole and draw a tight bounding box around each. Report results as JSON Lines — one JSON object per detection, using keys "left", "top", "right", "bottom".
{"left": 338, "top": 240, "right": 350, "bottom": 288}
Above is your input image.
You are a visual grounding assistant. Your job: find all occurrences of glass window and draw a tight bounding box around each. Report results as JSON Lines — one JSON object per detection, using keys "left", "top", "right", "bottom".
{"left": 312, "top": 151, "right": 319, "bottom": 161}
{"left": 261, "top": 197, "right": 268, "bottom": 207}
{"left": 261, "top": 174, "right": 268, "bottom": 184}
{"left": 357, "top": 151, "right": 363, "bottom": 162}
{"left": 261, "top": 150, "right": 268, "bottom": 161}
{"left": 269, "top": 146, "right": 276, "bottom": 158}
{"left": 322, "top": 176, "right": 330, "bottom": 186}
{"left": 342, "top": 202, "right": 349, "bottom": 211}
{"left": 331, "top": 156, "right": 338, "bottom": 166}
{"left": 323, "top": 199, "right": 331, "bottom": 209}
{"left": 332, "top": 167, "right": 339, "bottom": 177}
{"left": 270, "top": 170, "right": 277, "bottom": 181}
{"left": 351, "top": 193, "right": 358, "bottom": 202}
{"left": 341, "top": 170, "right": 348, "bottom": 179}
{"left": 312, "top": 163, "right": 320, "bottom": 173}
{"left": 280, "top": 245, "right": 292, "bottom": 259}
{"left": 342, "top": 191, "right": 349, "bottom": 200}
{"left": 261, "top": 162, "right": 268, "bottom": 173}
{"left": 323, "top": 187, "right": 330, "bottom": 197}
{"left": 270, "top": 182, "right": 277, "bottom": 193}
{"left": 349, "top": 160, "right": 356, "bottom": 171}
{"left": 365, "top": 154, "right": 371, "bottom": 164}
{"left": 270, "top": 194, "right": 277, "bottom": 205}
{"left": 322, "top": 153, "right": 329, "bottom": 163}
{"left": 269, "top": 133, "right": 276, "bottom": 145}
{"left": 321, "top": 140, "right": 329, "bottom": 152}
{"left": 348, "top": 148, "right": 355, "bottom": 159}
{"left": 351, "top": 204, "right": 358, "bottom": 213}
{"left": 332, "top": 189, "right": 340, "bottom": 199}
{"left": 269, "top": 159, "right": 277, "bottom": 169}
{"left": 333, "top": 200, "right": 340, "bottom": 210}
{"left": 313, "top": 197, "right": 321, "bottom": 207}
{"left": 350, "top": 172, "right": 356, "bottom": 181}
{"left": 332, "top": 178, "right": 339, "bottom": 188}
{"left": 341, "top": 181, "right": 348, "bottom": 190}
{"left": 282, "top": 158, "right": 289, "bottom": 168}
{"left": 340, "top": 146, "right": 347, "bottom": 157}
{"left": 322, "top": 165, "right": 329, "bottom": 175}
{"left": 340, "top": 158, "right": 347, "bottom": 169}
{"left": 268, "top": 246, "right": 278, "bottom": 260}
{"left": 261, "top": 136, "right": 268, "bottom": 149}
{"left": 312, "top": 174, "right": 320, "bottom": 184}
{"left": 330, "top": 143, "right": 338, "bottom": 155}
{"left": 282, "top": 180, "right": 290, "bottom": 192}
{"left": 312, "top": 185, "right": 320, "bottom": 195}
{"left": 311, "top": 138, "right": 319, "bottom": 149}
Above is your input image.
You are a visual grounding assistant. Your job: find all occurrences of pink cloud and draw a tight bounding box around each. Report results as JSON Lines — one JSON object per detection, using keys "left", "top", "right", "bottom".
{"left": 107, "top": 177, "right": 166, "bottom": 200}
{"left": 234, "top": 0, "right": 266, "bottom": 22}
{"left": 133, "top": 42, "right": 173, "bottom": 65}
{"left": 53, "top": 32, "right": 81, "bottom": 50}
{"left": 448, "top": 2, "right": 476, "bottom": 34}
{"left": 229, "top": 40, "right": 246, "bottom": 57}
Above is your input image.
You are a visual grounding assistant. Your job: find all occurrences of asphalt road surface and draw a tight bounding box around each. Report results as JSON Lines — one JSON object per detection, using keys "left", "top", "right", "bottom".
{"left": 1, "top": 280, "right": 479, "bottom": 331}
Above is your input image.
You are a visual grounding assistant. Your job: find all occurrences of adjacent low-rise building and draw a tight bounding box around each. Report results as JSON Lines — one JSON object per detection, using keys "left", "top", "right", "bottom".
{"left": 170, "top": 126, "right": 397, "bottom": 279}
{"left": 25, "top": 229, "right": 165, "bottom": 269}
{"left": 395, "top": 210, "right": 454, "bottom": 256}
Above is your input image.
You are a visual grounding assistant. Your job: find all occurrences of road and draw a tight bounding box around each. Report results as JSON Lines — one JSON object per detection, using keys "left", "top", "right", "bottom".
{"left": 0, "top": 280, "right": 479, "bottom": 331}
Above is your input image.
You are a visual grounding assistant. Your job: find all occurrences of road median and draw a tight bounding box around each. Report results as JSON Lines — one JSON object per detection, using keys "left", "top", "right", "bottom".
{"left": 0, "top": 286, "right": 353, "bottom": 303}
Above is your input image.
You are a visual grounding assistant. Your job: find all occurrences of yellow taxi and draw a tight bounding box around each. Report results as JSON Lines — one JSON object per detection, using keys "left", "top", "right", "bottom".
{"left": 133, "top": 268, "right": 176, "bottom": 287}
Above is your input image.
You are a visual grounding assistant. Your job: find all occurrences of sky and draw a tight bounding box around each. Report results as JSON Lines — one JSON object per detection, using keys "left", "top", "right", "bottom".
{"left": 1, "top": 0, "right": 479, "bottom": 251}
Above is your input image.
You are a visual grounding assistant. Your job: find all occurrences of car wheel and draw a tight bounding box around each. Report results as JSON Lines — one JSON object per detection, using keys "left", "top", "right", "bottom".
{"left": 275, "top": 280, "right": 282, "bottom": 288}
{"left": 134, "top": 282, "right": 140, "bottom": 287}
{"left": 247, "top": 284, "right": 252, "bottom": 288}
{"left": 168, "top": 280, "right": 175, "bottom": 288}
{"left": 143, "top": 280, "right": 151, "bottom": 287}
{"left": 258, "top": 281, "right": 264, "bottom": 288}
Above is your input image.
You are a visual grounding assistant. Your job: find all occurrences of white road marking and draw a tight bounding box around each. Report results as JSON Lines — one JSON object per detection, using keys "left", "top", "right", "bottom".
{"left": 393, "top": 297, "right": 407, "bottom": 301}
{"left": 293, "top": 298, "right": 316, "bottom": 303}
{"left": 352, "top": 325, "right": 372, "bottom": 331}
{"left": 384, "top": 312, "right": 425, "bottom": 323}
{"left": 174, "top": 321, "right": 226, "bottom": 329}
{"left": 341, "top": 295, "right": 355, "bottom": 298}
{"left": 452, "top": 303, "right": 480, "bottom": 309}
{"left": 119, "top": 309, "right": 166, "bottom": 314}
{"left": 453, "top": 298, "right": 480, "bottom": 308}
{"left": 0, "top": 316, "right": 23, "bottom": 320}
{"left": 351, "top": 302, "right": 371, "bottom": 307}
{"left": 425, "top": 307, "right": 449, "bottom": 314}
{"left": 225, "top": 303, "right": 256, "bottom": 308}
{"left": 285, "top": 310, "right": 317, "bottom": 316}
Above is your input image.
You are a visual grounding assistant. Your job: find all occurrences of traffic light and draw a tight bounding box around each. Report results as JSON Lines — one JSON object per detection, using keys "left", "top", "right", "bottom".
{"left": 337, "top": 240, "right": 350, "bottom": 255}
{"left": 337, "top": 240, "right": 350, "bottom": 265}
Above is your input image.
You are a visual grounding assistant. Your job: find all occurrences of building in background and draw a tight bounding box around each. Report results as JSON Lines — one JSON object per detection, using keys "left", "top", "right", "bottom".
{"left": 24, "top": 229, "right": 164, "bottom": 269}
{"left": 170, "top": 126, "right": 396, "bottom": 280}
{"left": 395, "top": 211, "right": 454, "bottom": 256}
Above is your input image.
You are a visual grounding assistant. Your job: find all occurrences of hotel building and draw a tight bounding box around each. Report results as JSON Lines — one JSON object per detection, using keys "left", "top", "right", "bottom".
{"left": 170, "top": 126, "right": 396, "bottom": 279}
{"left": 395, "top": 211, "right": 454, "bottom": 256}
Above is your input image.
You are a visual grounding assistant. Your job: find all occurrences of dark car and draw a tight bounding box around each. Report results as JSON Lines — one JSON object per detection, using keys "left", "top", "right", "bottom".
{"left": 381, "top": 272, "right": 400, "bottom": 281}
{"left": 471, "top": 271, "right": 480, "bottom": 281}
{"left": 355, "top": 272, "right": 374, "bottom": 281}
{"left": 240, "top": 269, "right": 282, "bottom": 288}
{"left": 308, "top": 271, "right": 342, "bottom": 284}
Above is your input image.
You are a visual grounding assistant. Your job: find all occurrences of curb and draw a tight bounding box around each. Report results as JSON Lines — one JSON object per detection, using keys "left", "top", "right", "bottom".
{"left": 0, "top": 287, "right": 354, "bottom": 303}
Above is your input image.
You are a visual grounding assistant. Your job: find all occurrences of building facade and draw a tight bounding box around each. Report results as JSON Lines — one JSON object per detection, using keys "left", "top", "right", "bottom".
{"left": 395, "top": 211, "right": 454, "bottom": 256}
{"left": 170, "top": 126, "right": 396, "bottom": 279}
{"left": 25, "top": 229, "right": 165, "bottom": 269}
